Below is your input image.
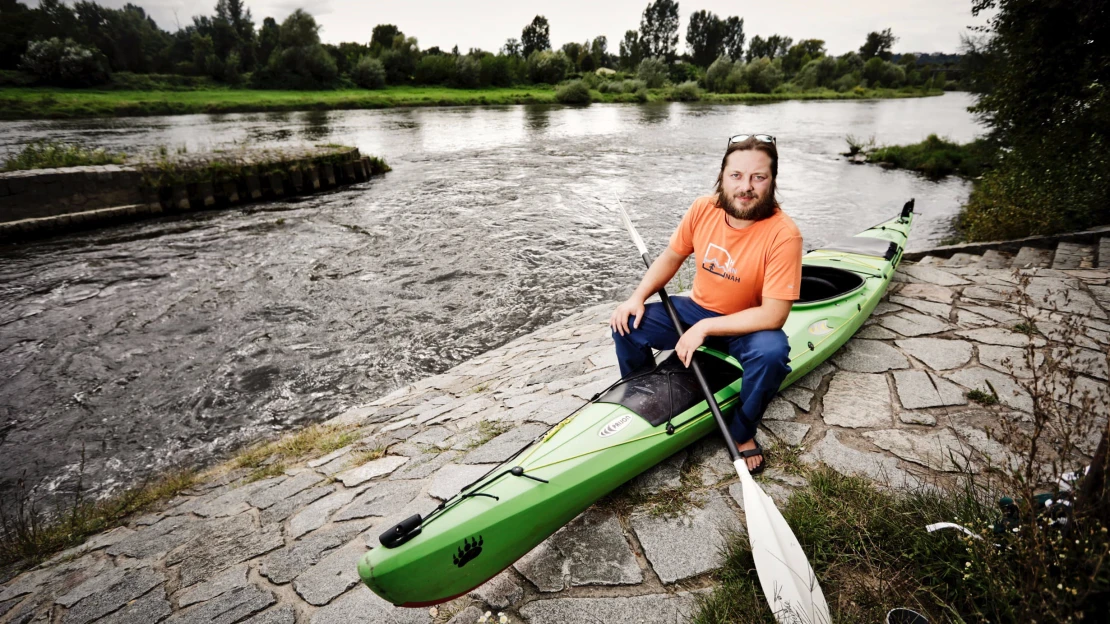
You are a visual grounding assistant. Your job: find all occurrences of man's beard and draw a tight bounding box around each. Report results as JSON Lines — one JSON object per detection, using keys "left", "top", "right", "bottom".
{"left": 718, "top": 187, "right": 777, "bottom": 222}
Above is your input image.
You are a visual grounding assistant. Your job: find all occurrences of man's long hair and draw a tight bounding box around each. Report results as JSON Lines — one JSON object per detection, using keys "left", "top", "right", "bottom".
{"left": 713, "top": 137, "right": 780, "bottom": 218}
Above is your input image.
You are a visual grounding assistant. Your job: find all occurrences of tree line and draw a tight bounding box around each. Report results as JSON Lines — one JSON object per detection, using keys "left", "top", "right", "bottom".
{"left": 0, "top": 0, "right": 959, "bottom": 92}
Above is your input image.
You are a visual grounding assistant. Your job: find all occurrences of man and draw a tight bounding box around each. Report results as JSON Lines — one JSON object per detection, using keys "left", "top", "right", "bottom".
{"left": 610, "top": 134, "right": 802, "bottom": 473}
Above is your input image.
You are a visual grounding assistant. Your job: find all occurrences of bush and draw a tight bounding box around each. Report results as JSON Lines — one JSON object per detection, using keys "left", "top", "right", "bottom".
{"left": 3, "top": 140, "right": 125, "bottom": 171}
{"left": 479, "top": 54, "right": 518, "bottom": 87}
{"left": 454, "top": 55, "right": 481, "bottom": 88}
{"left": 254, "top": 44, "right": 338, "bottom": 89}
{"left": 353, "top": 56, "right": 385, "bottom": 89}
{"left": 705, "top": 56, "right": 733, "bottom": 93}
{"left": 725, "top": 64, "right": 747, "bottom": 92}
{"left": 867, "top": 135, "right": 996, "bottom": 179}
{"left": 668, "top": 61, "right": 701, "bottom": 85}
{"left": 796, "top": 56, "right": 837, "bottom": 90}
{"left": 20, "top": 38, "right": 109, "bottom": 87}
{"left": 414, "top": 54, "right": 454, "bottom": 85}
{"left": 832, "top": 72, "right": 860, "bottom": 92}
{"left": 669, "top": 80, "right": 701, "bottom": 101}
{"left": 527, "top": 50, "right": 570, "bottom": 85}
{"left": 636, "top": 56, "right": 668, "bottom": 88}
{"left": 742, "top": 57, "right": 783, "bottom": 93}
{"left": 555, "top": 79, "right": 591, "bottom": 104}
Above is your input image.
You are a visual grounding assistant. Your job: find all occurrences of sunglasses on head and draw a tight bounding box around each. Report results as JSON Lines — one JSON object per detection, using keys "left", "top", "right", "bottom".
{"left": 727, "top": 134, "right": 776, "bottom": 147}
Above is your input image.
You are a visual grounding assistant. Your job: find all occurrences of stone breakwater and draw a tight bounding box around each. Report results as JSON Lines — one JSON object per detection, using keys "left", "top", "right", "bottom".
{"left": 0, "top": 258, "right": 1107, "bottom": 624}
{"left": 0, "top": 147, "right": 385, "bottom": 242}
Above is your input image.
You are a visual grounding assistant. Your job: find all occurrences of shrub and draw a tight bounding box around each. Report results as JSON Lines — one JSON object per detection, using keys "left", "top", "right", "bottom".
{"left": 527, "top": 50, "right": 570, "bottom": 84}
{"left": 414, "top": 54, "right": 453, "bottom": 85}
{"left": 20, "top": 38, "right": 109, "bottom": 87}
{"left": 669, "top": 80, "right": 701, "bottom": 101}
{"left": 636, "top": 56, "right": 668, "bottom": 88}
{"left": 725, "top": 64, "right": 747, "bottom": 92}
{"left": 555, "top": 79, "right": 591, "bottom": 104}
{"left": 796, "top": 56, "right": 837, "bottom": 90}
{"left": 668, "top": 61, "right": 701, "bottom": 85}
{"left": 867, "top": 135, "right": 996, "bottom": 179}
{"left": 742, "top": 57, "right": 783, "bottom": 93}
{"left": 453, "top": 55, "right": 481, "bottom": 88}
{"left": 622, "top": 79, "right": 647, "bottom": 95}
{"left": 352, "top": 56, "right": 385, "bottom": 89}
{"left": 705, "top": 56, "right": 733, "bottom": 93}
{"left": 832, "top": 72, "right": 860, "bottom": 92}
{"left": 479, "top": 54, "right": 517, "bottom": 87}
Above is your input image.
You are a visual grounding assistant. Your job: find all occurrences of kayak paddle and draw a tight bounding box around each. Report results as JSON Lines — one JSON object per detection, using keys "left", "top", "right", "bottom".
{"left": 615, "top": 200, "right": 831, "bottom": 624}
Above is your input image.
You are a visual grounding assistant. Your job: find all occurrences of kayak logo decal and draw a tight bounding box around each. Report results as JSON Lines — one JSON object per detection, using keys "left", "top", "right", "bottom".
{"left": 453, "top": 535, "right": 483, "bottom": 568}
{"left": 807, "top": 319, "right": 835, "bottom": 336}
{"left": 599, "top": 414, "right": 633, "bottom": 438}
{"left": 702, "top": 243, "right": 741, "bottom": 282}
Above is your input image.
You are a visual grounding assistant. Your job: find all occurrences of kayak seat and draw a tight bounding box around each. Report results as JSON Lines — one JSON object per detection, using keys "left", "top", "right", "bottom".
{"left": 599, "top": 352, "right": 741, "bottom": 427}
{"left": 815, "top": 236, "right": 899, "bottom": 260}
{"left": 796, "top": 265, "right": 866, "bottom": 304}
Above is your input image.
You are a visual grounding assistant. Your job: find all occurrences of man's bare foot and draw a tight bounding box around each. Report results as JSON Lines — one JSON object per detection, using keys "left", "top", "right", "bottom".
{"left": 736, "top": 438, "right": 763, "bottom": 472}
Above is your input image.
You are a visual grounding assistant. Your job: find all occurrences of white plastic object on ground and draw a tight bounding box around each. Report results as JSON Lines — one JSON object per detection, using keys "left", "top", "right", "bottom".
{"left": 925, "top": 522, "right": 983, "bottom": 540}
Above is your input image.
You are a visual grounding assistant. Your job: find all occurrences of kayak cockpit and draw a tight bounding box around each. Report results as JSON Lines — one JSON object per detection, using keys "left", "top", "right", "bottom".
{"left": 795, "top": 265, "right": 866, "bottom": 306}
{"left": 597, "top": 351, "right": 741, "bottom": 427}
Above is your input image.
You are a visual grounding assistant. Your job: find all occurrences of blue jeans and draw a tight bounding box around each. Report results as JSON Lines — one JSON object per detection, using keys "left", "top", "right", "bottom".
{"left": 611, "top": 296, "right": 791, "bottom": 445}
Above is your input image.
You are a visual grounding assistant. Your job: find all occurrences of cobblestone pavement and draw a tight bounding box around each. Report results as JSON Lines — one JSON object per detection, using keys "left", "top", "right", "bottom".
{"left": 2, "top": 261, "right": 1107, "bottom": 624}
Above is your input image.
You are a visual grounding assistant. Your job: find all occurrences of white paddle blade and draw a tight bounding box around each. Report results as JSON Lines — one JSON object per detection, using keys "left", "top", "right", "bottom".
{"left": 614, "top": 200, "right": 649, "bottom": 257}
{"left": 733, "top": 459, "right": 831, "bottom": 624}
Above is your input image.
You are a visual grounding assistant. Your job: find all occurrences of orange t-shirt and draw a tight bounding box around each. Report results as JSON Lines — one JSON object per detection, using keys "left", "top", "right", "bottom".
{"left": 668, "top": 196, "right": 803, "bottom": 315}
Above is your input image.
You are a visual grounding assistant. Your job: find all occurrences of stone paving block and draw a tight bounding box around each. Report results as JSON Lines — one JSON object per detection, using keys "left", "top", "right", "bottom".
{"left": 863, "top": 428, "right": 970, "bottom": 472}
{"left": 288, "top": 489, "right": 362, "bottom": 539}
{"left": 898, "top": 264, "right": 970, "bottom": 286}
{"left": 822, "top": 372, "right": 892, "bottom": 428}
{"left": 177, "top": 564, "right": 249, "bottom": 607}
{"left": 61, "top": 567, "right": 164, "bottom": 624}
{"left": 899, "top": 412, "right": 938, "bottom": 426}
{"left": 193, "top": 477, "right": 286, "bottom": 518}
{"left": 856, "top": 325, "right": 899, "bottom": 339}
{"left": 43, "top": 527, "right": 135, "bottom": 566}
{"left": 107, "top": 515, "right": 200, "bottom": 559}
{"left": 630, "top": 492, "right": 741, "bottom": 584}
{"left": 802, "top": 430, "right": 920, "bottom": 489}
{"left": 955, "top": 309, "right": 996, "bottom": 328}
{"left": 893, "top": 370, "right": 967, "bottom": 409}
{"left": 462, "top": 423, "right": 547, "bottom": 464}
{"left": 873, "top": 301, "right": 904, "bottom": 315}
{"left": 261, "top": 520, "right": 372, "bottom": 584}
{"left": 334, "top": 479, "right": 425, "bottom": 522}
{"left": 895, "top": 337, "right": 973, "bottom": 370}
{"left": 763, "top": 420, "right": 811, "bottom": 446}
{"left": 310, "top": 587, "right": 430, "bottom": 624}
{"left": 879, "top": 313, "right": 952, "bottom": 337}
{"left": 428, "top": 463, "right": 498, "bottom": 500}
{"left": 781, "top": 386, "right": 814, "bottom": 411}
{"left": 978, "top": 344, "right": 1038, "bottom": 378}
{"left": 167, "top": 514, "right": 284, "bottom": 588}
{"left": 527, "top": 359, "right": 590, "bottom": 385}
{"left": 795, "top": 361, "right": 834, "bottom": 390}
{"left": 408, "top": 426, "right": 454, "bottom": 449}
{"left": 468, "top": 571, "right": 523, "bottom": 609}
{"left": 446, "top": 605, "right": 482, "bottom": 624}
{"left": 0, "top": 568, "right": 53, "bottom": 602}
{"left": 261, "top": 485, "right": 333, "bottom": 525}
{"left": 763, "top": 396, "right": 797, "bottom": 421}
{"left": 519, "top": 592, "right": 701, "bottom": 624}
{"left": 630, "top": 450, "right": 686, "bottom": 494}
{"left": 293, "top": 541, "right": 368, "bottom": 606}
{"left": 164, "top": 585, "right": 275, "bottom": 624}
{"left": 336, "top": 455, "right": 410, "bottom": 487}
{"left": 688, "top": 438, "right": 734, "bottom": 485}
{"left": 95, "top": 585, "right": 171, "bottom": 624}
{"left": 390, "top": 449, "right": 461, "bottom": 480}
{"left": 955, "top": 327, "right": 1044, "bottom": 347}
{"left": 961, "top": 305, "right": 1022, "bottom": 324}
{"left": 250, "top": 471, "right": 325, "bottom": 509}
{"left": 832, "top": 339, "right": 910, "bottom": 373}
{"left": 945, "top": 367, "right": 1033, "bottom": 412}
{"left": 889, "top": 295, "right": 951, "bottom": 319}
{"left": 241, "top": 605, "right": 296, "bottom": 624}
{"left": 897, "top": 282, "right": 955, "bottom": 303}
{"left": 514, "top": 508, "right": 642, "bottom": 591}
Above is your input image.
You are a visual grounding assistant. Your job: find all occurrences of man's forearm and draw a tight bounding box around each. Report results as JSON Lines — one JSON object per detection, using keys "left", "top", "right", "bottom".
{"left": 696, "top": 304, "right": 788, "bottom": 337}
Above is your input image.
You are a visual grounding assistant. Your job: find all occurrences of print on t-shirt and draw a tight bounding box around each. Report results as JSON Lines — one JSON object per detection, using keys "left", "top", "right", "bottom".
{"left": 702, "top": 242, "right": 742, "bottom": 282}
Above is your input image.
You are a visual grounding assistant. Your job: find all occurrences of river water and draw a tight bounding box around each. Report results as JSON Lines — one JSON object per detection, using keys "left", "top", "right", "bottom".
{"left": 0, "top": 93, "right": 983, "bottom": 508}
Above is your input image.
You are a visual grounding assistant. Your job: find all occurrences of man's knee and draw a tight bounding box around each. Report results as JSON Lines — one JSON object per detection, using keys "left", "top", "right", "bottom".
{"left": 745, "top": 330, "right": 791, "bottom": 366}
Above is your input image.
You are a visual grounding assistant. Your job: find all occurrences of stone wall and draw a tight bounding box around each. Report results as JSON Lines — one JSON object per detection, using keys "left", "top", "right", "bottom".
{"left": 0, "top": 147, "right": 382, "bottom": 242}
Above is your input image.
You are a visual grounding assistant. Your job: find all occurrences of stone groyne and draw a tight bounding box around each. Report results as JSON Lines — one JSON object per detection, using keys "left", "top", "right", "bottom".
{"left": 0, "top": 147, "right": 387, "bottom": 242}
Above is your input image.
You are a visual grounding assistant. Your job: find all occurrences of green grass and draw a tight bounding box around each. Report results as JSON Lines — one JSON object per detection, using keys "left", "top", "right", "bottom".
{"left": 3, "top": 140, "right": 125, "bottom": 171}
{"left": 967, "top": 388, "right": 999, "bottom": 406}
{"left": 0, "top": 85, "right": 943, "bottom": 120}
{"left": 692, "top": 467, "right": 1110, "bottom": 624}
{"left": 866, "top": 134, "right": 996, "bottom": 179}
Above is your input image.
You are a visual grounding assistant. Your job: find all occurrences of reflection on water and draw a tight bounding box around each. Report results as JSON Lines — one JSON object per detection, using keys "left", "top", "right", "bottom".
{"left": 0, "top": 94, "right": 984, "bottom": 508}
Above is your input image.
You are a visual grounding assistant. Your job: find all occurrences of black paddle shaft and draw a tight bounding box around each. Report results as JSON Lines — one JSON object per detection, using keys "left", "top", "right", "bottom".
{"left": 639, "top": 251, "right": 742, "bottom": 462}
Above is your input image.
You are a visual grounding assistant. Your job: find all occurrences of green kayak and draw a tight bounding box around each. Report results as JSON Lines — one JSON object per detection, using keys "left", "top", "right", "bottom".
{"left": 359, "top": 200, "right": 915, "bottom": 607}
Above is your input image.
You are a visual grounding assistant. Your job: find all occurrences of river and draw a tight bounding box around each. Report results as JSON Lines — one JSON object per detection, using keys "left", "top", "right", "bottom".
{"left": 0, "top": 93, "right": 983, "bottom": 509}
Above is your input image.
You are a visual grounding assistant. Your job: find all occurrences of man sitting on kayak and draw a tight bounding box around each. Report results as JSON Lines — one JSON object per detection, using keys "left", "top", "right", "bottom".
{"left": 610, "top": 134, "right": 803, "bottom": 473}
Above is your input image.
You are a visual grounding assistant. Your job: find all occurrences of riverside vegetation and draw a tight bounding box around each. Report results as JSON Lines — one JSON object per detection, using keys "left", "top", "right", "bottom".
{"left": 0, "top": 0, "right": 957, "bottom": 120}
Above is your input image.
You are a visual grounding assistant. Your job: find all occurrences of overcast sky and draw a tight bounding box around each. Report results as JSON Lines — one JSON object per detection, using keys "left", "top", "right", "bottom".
{"left": 26, "top": 0, "right": 991, "bottom": 55}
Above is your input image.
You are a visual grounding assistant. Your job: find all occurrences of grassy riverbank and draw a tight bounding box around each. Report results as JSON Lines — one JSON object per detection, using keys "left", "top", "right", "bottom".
{"left": 0, "top": 85, "right": 942, "bottom": 120}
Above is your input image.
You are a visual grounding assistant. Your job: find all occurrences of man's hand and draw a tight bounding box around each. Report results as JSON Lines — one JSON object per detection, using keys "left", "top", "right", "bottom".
{"left": 609, "top": 298, "right": 646, "bottom": 336}
{"left": 675, "top": 321, "right": 707, "bottom": 367}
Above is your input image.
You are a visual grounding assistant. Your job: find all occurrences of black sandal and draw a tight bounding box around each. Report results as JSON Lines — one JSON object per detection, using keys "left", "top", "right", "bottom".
{"left": 738, "top": 440, "right": 766, "bottom": 476}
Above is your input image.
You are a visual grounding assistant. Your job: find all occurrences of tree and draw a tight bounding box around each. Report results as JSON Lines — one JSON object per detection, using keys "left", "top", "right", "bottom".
{"left": 521, "top": 15, "right": 550, "bottom": 57}
{"left": 639, "top": 0, "right": 679, "bottom": 61}
{"left": 21, "top": 37, "right": 108, "bottom": 85}
{"left": 782, "top": 38, "right": 825, "bottom": 77}
{"left": 859, "top": 28, "right": 896, "bottom": 61}
{"left": 722, "top": 16, "right": 744, "bottom": 61}
{"left": 589, "top": 36, "right": 607, "bottom": 69}
{"left": 561, "top": 41, "right": 585, "bottom": 71}
{"left": 353, "top": 55, "right": 385, "bottom": 88}
{"left": 637, "top": 56, "right": 668, "bottom": 87}
{"left": 745, "top": 34, "right": 791, "bottom": 62}
{"left": 370, "top": 24, "right": 400, "bottom": 53}
{"left": 501, "top": 38, "right": 521, "bottom": 57}
{"left": 619, "top": 30, "right": 643, "bottom": 70}
{"left": 257, "top": 17, "right": 279, "bottom": 64}
{"left": 0, "top": 0, "right": 35, "bottom": 70}
{"left": 686, "top": 10, "right": 726, "bottom": 68}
